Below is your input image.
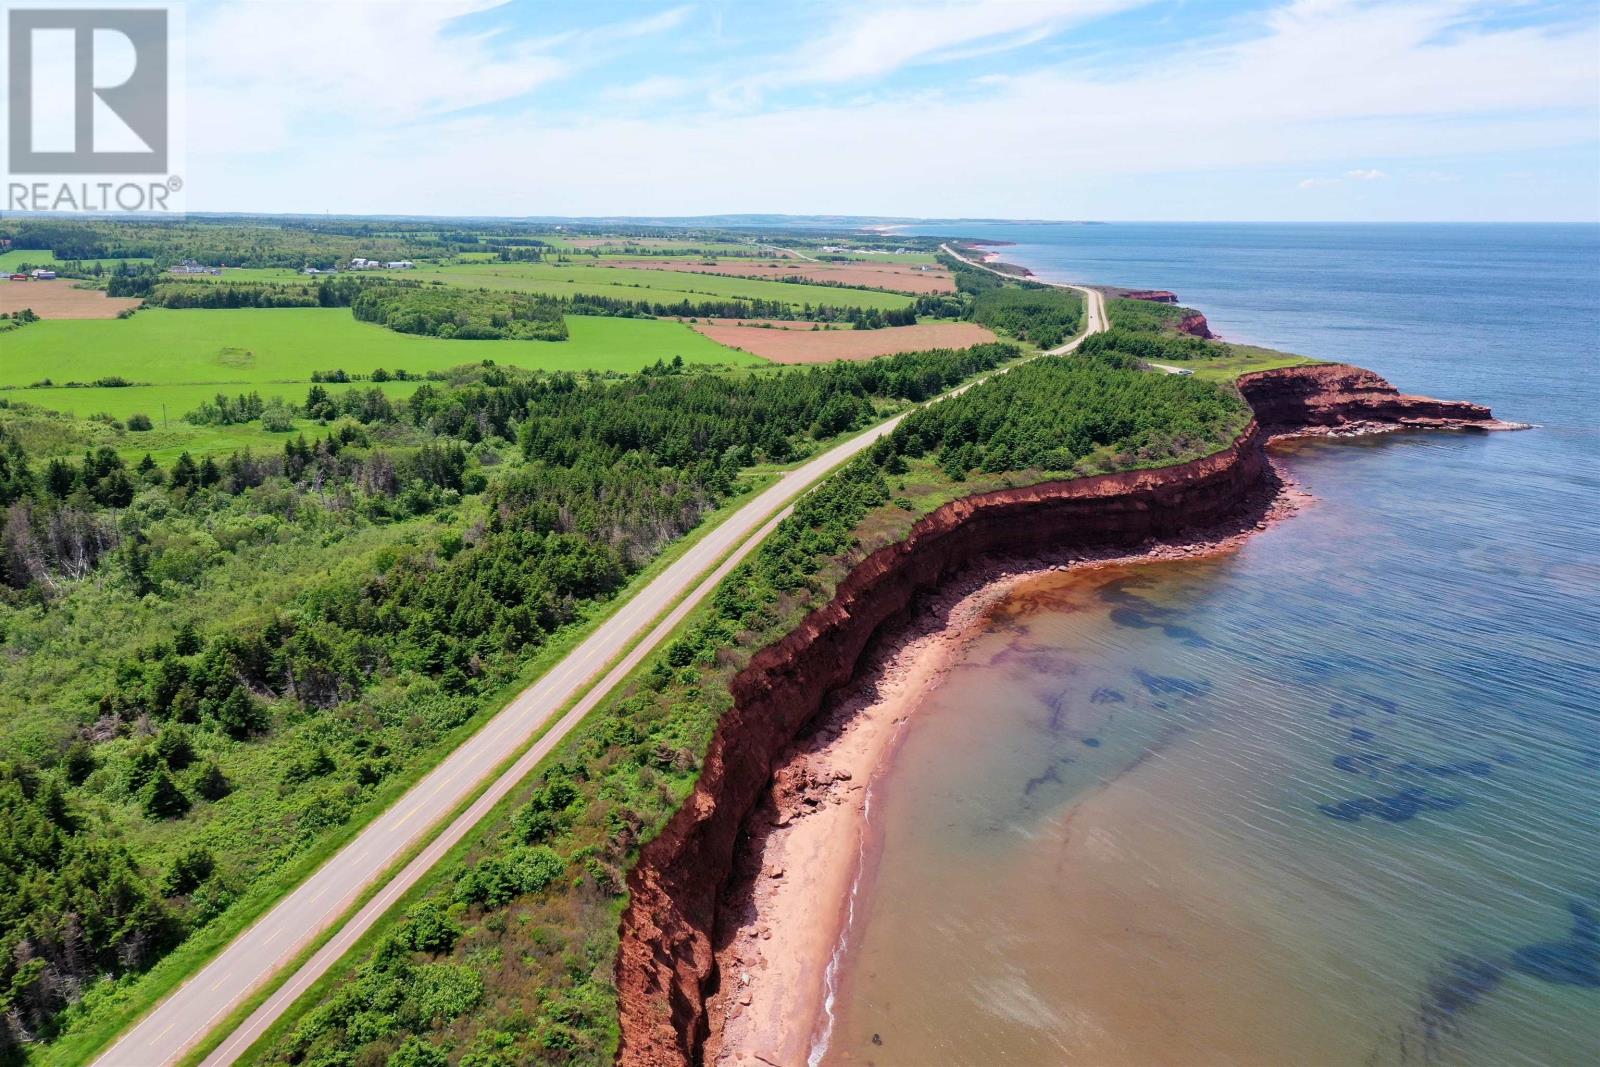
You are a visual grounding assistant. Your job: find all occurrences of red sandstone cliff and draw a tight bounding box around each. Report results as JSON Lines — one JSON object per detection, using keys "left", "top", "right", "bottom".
{"left": 1237, "top": 363, "right": 1499, "bottom": 433}
{"left": 1177, "top": 311, "right": 1213, "bottom": 338}
{"left": 615, "top": 364, "right": 1503, "bottom": 1066}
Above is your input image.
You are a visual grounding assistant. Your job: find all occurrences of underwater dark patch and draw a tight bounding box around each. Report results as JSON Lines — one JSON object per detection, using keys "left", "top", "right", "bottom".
{"left": 1090, "top": 687, "right": 1125, "bottom": 704}
{"left": 1134, "top": 669, "right": 1211, "bottom": 698}
{"left": 1419, "top": 955, "right": 1505, "bottom": 1041}
{"left": 1512, "top": 899, "right": 1600, "bottom": 988}
{"left": 1022, "top": 760, "right": 1068, "bottom": 797}
{"left": 1042, "top": 692, "right": 1069, "bottom": 734}
{"left": 1349, "top": 728, "right": 1376, "bottom": 743}
{"left": 1512, "top": 943, "right": 1600, "bottom": 987}
{"left": 1318, "top": 786, "right": 1464, "bottom": 823}
{"left": 1332, "top": 752, "right": 1387, "bottom": 775}
{"left": 1159, "top": 624, "right": 1212, "bottom": 648}
{"left": 1109, "top": 607, "right": 1155, "bottom": 629}
{"left": 1082, "top": 737, "right": 1101, "bottom": 748}
{"left": 1348, "top": 688, "right": 1400, "bottom": 714}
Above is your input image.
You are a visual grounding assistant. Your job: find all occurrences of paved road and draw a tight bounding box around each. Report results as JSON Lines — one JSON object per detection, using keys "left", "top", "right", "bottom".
{"left": 939, "top": 243, "right": 1107, "bottom": 347}
{"left": 95, "top": 263, "right": 1104, "bottom": 1067}
{"left": 755, "top": 242, "right": 820, "bottom": 262}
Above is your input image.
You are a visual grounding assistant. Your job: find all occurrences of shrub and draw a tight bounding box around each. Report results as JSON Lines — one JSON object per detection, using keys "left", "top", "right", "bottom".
{"left": 400, "top": 901, "right": 461, "bottom": 954}
{"left": 387, "top": 1036, "right": 448, "bottom": 1067}
{"left": 453, "top": 845, "right": 565, "bottom": 907}
{"left": 142, "top": 770, "right": 191, "bottom": 819}
{"left": 404, "top": 963, "right": 482, "bottom": 1027}
{"left": 161, "top": 846, "right": 215, "bottom": 896}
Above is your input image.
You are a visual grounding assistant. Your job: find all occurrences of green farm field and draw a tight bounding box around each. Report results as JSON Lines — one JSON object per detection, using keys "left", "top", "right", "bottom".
{"left": 820, "top": 250, "right": 939, "bottom": 264}
{"left": 1, "top": 309, "right": 758, "bottom": 456}
{"left": 541, "top": 236, "right": 758, "bottom": 254}
{"left": 413, "top": 260, "right": 916, "bottom": 309}
{"left": 0, "top": 307, "right": 756, "bottom": 389}
{"left": 162, "top": 260, "right": 914, "bottom": 309}
{"left": 0, "top": 249, "right": 153, "bottom": 271}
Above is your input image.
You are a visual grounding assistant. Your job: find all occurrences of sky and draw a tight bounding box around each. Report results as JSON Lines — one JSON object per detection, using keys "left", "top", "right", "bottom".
{"left": 171, "top": 0, "right": 1599, "bottom": 220}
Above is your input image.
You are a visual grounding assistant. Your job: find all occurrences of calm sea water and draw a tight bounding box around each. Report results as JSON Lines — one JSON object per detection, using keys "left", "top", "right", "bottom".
{"left": 820, "top": 224, "right": 1600, "bottom": 1065}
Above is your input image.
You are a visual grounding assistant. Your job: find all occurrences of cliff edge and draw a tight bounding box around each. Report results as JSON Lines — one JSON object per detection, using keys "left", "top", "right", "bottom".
{"left": 614, "top": 363, "right": 1505, "bottom": 1066}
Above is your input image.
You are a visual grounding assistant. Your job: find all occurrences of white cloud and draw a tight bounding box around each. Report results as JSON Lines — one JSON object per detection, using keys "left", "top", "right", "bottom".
{"left": 183, "top": 0, "right": 1600, "bottom": 219}
{"left": 1300, "top": 177, "right": 1341, "bottom": 188}
{"left": 1345, "top": 168, "right": 1387, "bottom": 180}
{"left": 184, "top": 1, "right": 693, "bottom": 154}
{"left": 604, "top": 75, "right": 699, "bottom": 104}
{"left": 755, "top": 0, "right": 1143, "bottom": 88}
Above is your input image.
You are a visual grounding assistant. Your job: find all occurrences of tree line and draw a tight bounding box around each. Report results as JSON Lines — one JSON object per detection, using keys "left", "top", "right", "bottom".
{"left": 0, "top": 344, "right": 1014, "bottom": 1055}
{"left": 1080, "top": 326, "right": 1224, "bottom": 363}
{"left": 968, "top": 286, "right": 1084, "bottom": 349}
{"left": 351, "top": 286, "right": 569, "bottom": 341}
{"left": 265, "top": 343, "right": 1255, "bottom": 1067}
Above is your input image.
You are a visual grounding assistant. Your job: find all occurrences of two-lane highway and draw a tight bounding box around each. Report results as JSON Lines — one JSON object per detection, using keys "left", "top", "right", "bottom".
{"left": 96, "top": 259, "right": 1104, "bottom": 1067}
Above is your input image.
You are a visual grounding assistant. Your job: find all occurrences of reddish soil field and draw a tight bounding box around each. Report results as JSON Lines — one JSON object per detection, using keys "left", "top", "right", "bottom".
{"left": 0, "top": 279, "right": 141, "bottom": 319}
{"left": 671, "top": 317, "right": 821, "bottom": 331}
{"left": 603, "top": 258, "right": 956, "bottom": 295}
{"left": 689, "top": 321, "right": 997, "bottom": 363}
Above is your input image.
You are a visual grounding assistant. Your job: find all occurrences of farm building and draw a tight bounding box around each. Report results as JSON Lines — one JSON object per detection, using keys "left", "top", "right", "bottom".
{"left": 30, "top": 269, "right": 56, "bottom": 280}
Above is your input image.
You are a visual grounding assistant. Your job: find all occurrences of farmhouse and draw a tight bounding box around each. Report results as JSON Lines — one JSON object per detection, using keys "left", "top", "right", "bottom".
{"left": 384, "top": 260, "right": 414, "bottom": 270}
{"left": 30, "top": 269, "right": 56, "bottom": 280}
{"left": 170, "top": 259, "right": 221, "bottom": 275}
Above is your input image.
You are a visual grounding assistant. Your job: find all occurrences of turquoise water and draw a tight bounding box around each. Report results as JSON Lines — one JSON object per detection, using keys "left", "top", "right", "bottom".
{"left": 821, "top": 224, "right": 1600, "bottom": 1065}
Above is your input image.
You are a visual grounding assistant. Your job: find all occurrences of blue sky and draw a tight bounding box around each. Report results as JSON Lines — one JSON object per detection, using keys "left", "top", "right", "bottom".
{"left": 180, "top": 0, "right": 1600, "bottom": 220}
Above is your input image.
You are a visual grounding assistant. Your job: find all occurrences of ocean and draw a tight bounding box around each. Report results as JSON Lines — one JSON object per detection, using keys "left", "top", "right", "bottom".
{"left": 818, "top": 223, "right": 1600, "bottom": 1065}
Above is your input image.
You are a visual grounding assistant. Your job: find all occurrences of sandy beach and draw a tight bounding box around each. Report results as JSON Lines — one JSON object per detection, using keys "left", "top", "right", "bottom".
{"left": 705, "top": 461, "right": 1312, "bottom": 1066}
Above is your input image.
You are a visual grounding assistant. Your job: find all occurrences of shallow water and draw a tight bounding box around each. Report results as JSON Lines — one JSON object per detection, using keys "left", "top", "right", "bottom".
{"left": 820, "top": 224, "right": 1600, "bottom": 1065}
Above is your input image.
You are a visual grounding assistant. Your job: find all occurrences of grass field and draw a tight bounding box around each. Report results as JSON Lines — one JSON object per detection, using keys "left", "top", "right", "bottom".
{"left": 819, "top": 250, "right": 939, "bottom": 264}
{"left": 162, "top": 260, "right": 916, "bottom": 310}
{"left": 412, "top": 260, "right": 915, "bottom": 310}
{"left": 0, "top": 249, "right": 154, "bottom": 271}
{"left": 1, "top": 309, "right": 758, "bottom": 456}
{"left": 0, "top": 308, "right": 756, "bottom": 388}
{"left": 543, "top": 237, "right": 757, "bottom": 254}
{"left": 1180, "top": 343, "right": 1319, "bottom": 382}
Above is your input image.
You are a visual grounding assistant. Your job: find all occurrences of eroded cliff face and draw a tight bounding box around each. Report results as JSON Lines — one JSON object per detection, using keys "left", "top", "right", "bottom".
{"left": 615, "top": 364, "right": 1501, "bottom": 1067}
{"left": 1177, "top": 312, "right": 1213, "bottom": 339}
{"left": 1237, "top": 362, "right": 1497, "bottom": 433}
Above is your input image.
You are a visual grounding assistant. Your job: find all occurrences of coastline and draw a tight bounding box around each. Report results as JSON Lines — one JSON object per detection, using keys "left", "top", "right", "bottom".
{"left": 705, "top": 460, "right": 1312, "bottom": 1066}
{"left": 615, "top": 351, "right": 1511, "bottom": 1067}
